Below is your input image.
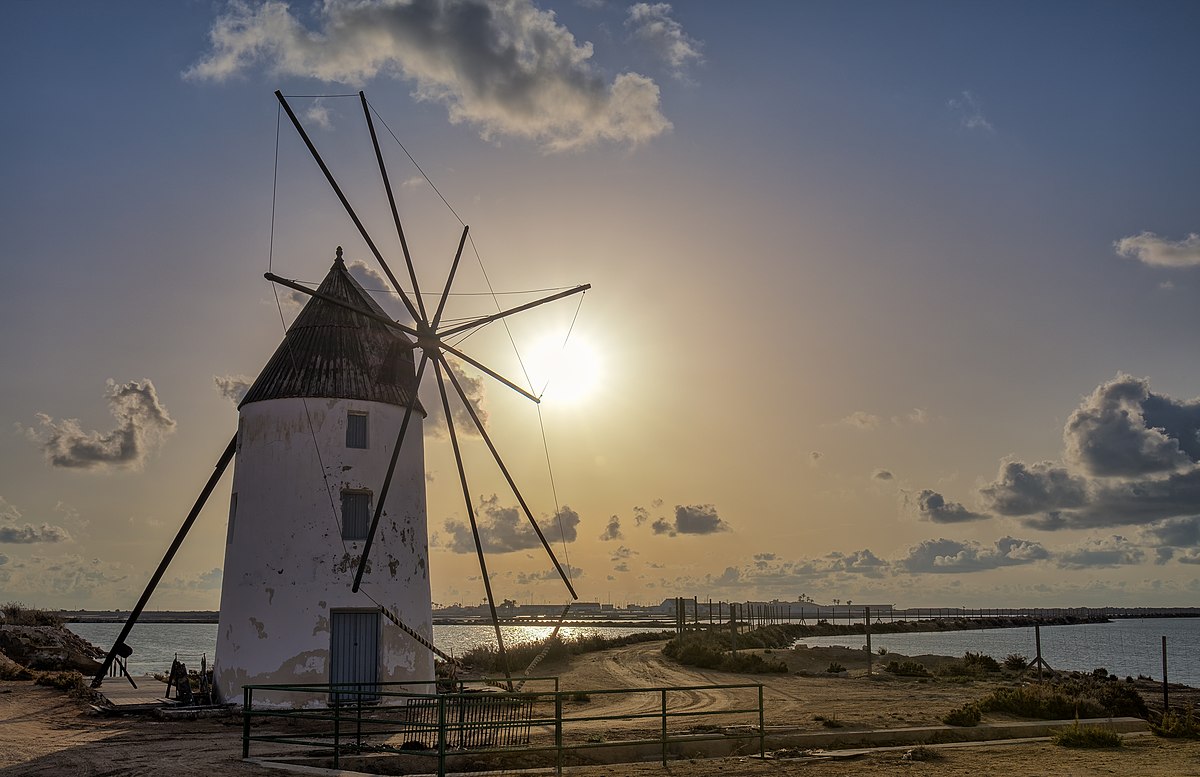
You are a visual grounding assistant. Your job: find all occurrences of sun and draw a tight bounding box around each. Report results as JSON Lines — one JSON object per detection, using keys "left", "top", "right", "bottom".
{"left": 523, "top": 334, "right": 604, "bottom": 406}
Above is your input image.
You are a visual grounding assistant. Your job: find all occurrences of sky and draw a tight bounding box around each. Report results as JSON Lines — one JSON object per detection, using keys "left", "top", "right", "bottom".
{"left": 2, "top": 0, "right": 1200, "bottom": 611}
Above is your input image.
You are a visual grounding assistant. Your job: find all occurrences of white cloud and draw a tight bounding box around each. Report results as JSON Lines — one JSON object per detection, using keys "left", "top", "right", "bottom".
{"left": 213, "top": 374, "right": 253, "bottom": 406}
{"left": 1114, "top": 232, "right": 1200, "bottom": 268}
{"left": 841, "top": 410, "right": 880, "bottom": 430}
{"left": 947, "top": 90, "right": 994, "bottom": 133}
{"left": 625, "top": 3, "right": 703, "bottom": 80}
{"left": 24, "top": 379, "right": 176, "bottom": 470}
{"left": 187, "top": 0, "right": 672, "bottom": 152}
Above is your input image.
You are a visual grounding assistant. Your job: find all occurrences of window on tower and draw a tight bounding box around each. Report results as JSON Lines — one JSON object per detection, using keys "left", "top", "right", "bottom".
{"left": 347, "top": 411, "right": 368, "bottom": 448}
{"left": 342, "top": 491, "right": 371, "bottom": 540}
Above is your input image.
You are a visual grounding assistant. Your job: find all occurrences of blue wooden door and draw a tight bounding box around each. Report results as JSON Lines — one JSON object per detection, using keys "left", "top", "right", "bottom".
{"left": 330, "top": 610, "right": 380, "bottom": 702}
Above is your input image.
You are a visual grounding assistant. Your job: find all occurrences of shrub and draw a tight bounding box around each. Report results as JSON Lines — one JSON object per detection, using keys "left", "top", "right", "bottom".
{"left": 826, "top": 662, "right": 846, "bottom": 674}
{"left": 663, "top": 630, "right": 787, "bottom": 673}
{"left": 885, "top": 660, "right": 930, "bottom": 677}
{"left": 942, "top": 703, "right": 982, "bottom": 727}
{"left": 963, "top": 652, "right": 1001, "bottom": 673}
{"left": 33, "top": 671, "right": 87, "bottom": 695}
{"left": 977, "top": 676, "right": 1147, "bottom": 721}
{"left": 1052, "top": 722, "right": 1121, "bottom": 748}
{"left": 902, "top": 745, "right": 943, "bottom": 761}
{"left": 1004, "top": 653, "right": 1029, "bottom": 671}
{"left": 0, "top": 602, "right": 64, "bottom": 627}
{"left": 876, "top": 646, "right": 888, "bottom": 656}
{"left": 465, "top": 630, "right": 674, "bottom": 673}
{"left": 1153, "top": 708, "right": 1200, "bottom": 739}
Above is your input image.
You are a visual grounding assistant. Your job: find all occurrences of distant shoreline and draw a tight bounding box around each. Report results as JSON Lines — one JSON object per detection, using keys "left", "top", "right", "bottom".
{"left": 58, "top": 610, "right": 1200, "bottom": 627}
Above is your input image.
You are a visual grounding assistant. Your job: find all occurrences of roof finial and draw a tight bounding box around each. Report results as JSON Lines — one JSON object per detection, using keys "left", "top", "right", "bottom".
{"left": 335, "top": 246, "right": 344, "bottom": 264}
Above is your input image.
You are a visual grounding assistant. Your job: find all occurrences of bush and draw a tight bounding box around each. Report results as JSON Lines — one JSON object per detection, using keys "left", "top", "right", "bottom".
{"left": 33, "top": 671, "right": 87, "bottom": 695}
{"left": 942, "top": 703, "right": 982, "bottom": 727}
{"left": 902, "top": 745, "right": 943, "bottom": 761}
{"left": 1004, "top": 653, "right": 1029, "bottom": 671}
{"left": 885, "top": 660, "right": 930, "bottom": 677}
{"left": 1, "top": 602, "right": 63, "bottom": 627}
{"left": 663, "top": 630, "right": 787, "bottom": 673}
{"left": 1153, "top": 707, "right": 1200, "bottom": 739}
{"left": 1052, "top": 722, "right": 1121, "bottom": 748}
{"left": 826, "top": 662, "right": 846, "bottom": 674}
{"left": 977, "top": 676, "right": 1147, "bottom": 720}
{"left": 464, "top": 630, "right": 673, "bottom": 673}
{"left": 963, "top": 652, "right": 1001, "bottom": 673}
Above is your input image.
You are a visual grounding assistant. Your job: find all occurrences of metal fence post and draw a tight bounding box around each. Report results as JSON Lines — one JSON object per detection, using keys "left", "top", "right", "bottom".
{"left": 660, "top": 689, "right": 668, "bottom": 766}
{"left": 555, "top": 692, "right": 564, "bottom": 777}
{"left": 437, "top": 693, "right": 447, "bottom": 777}
{"left": 333, "top": 695, "right": 341, "bottom": 768}
{"left": 758, "top": 684, "right": 765, "bottom": 759}
{"left": 242, "top": 687, "right": 251, "bottom": 759}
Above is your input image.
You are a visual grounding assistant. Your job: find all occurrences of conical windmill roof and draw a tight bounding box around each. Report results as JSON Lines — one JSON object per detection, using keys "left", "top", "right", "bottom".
{"left": 240, "top": 250, "right": 423, "bottom": 412}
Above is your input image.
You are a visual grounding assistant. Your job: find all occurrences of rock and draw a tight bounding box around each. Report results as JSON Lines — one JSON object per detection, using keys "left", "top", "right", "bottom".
{"left": 0, "top": 625, "right": 104, "bottom": 673}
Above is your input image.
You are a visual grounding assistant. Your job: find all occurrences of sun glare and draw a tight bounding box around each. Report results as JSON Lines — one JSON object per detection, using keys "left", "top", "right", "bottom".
{"left": 524, "top": 334, "right": 603, "bottom": 406}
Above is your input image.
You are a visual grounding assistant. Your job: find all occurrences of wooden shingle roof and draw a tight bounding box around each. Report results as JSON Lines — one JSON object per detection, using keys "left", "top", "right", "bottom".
{"left": 240, "top": 251, "right": 423, "bottom": 412}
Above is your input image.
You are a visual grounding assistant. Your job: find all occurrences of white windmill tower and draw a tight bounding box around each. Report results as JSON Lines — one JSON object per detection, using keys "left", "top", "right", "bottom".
{"left": 213, "top": 247, "right": 432, "bottom": 707}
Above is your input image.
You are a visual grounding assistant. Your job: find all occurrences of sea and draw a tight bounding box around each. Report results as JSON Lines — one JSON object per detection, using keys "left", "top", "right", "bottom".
{"left": 68, "top": 617, "right": 1200, "bottom": 687}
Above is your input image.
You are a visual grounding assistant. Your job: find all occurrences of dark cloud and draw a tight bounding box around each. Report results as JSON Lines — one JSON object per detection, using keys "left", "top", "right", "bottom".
{"left": 443, "top": 495, "right": 578, "bottom": 553}
{"left": 0, "top": 524, "right": 71, "bottom": 544}
{"left": 625, "top": 3, "right": 703, "bottom": 80}
{"left": 899, "top": 537, "right": 1049, "bottom": 574}
{"left": 1056, "top": 536, "right": 1145, "bottom": 569}
{"left": 632, "top": 506, "right": 649, "bottom": 526}
{"left": 515, "top": 564, "right": 582, "bottom": 585}
{"left": 213, "top": 374, "right": 252, "bottom": 406}
{"left": 25, "top": 379, "right": 176, "bottom": 470}
{"left": 187, "top": 0, "right": 671, "bottom": 151}
{"left": 910, "top": 489, "right": 989, "bottom": 524}
{"left": 424, "top": 358, "right": 488, "bottom": 437}
{"left": 1064, "top": 374, "right": 1200, "bottom": 477}
{"left": 613, "top": 562, "right": 629, "bottom": 573}
{"left": 670, "top": 504, "right": 728, "bottom": 535}
{"left": 610, "top": 545, "right": 636, "bottom": 562}
{"left": 1028, "top": 468, "right": 1200, "bottom": 530}
{"left": 979, "top": 459, "right": 1088, "bottom": 516}
{"left": 1140, "top": 516, "right": 1200, "bottom": 548}
{"left": 809, "top": 451, "right": 822, "bottom": 465}
{"left": 753, "top": 552, "right": 776, "bottom": 561}
{"left": 598, "top": 515, "right": 623, "bottom": 541}
{"left": 824, "top": 549, "right": 888, "bottom": 579}
{"left": 872, "top": 469, "right": 894, "bottom": 481}
{"left": 650, "top": 517, "right": 673, "bottom": 535}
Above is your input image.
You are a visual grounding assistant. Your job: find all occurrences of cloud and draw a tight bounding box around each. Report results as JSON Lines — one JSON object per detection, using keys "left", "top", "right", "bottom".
{"left": 1140, "top": 516, "right": 1200, "bottom": 549}
{"left": 424, "top": 358, "right": 488, "bottom": 437}
{"left": 443, "top": 495, "right": 579, "bottom": 553}
{"left": 841, "top": 411, "right": 880, "bottom": 430}
{"left": 187, "top": 0, "right": 672, "bottom": 152}
{"left": 163, "top": 567, "right": 224, "bottom": 590}
{"left": 672, "top": 504, "right": 728, "bottom": 535}
{"left": 610, "top": 545, "right": 636, "bottom": 561}
{"left": 0, "top": 524, "right": 71, "bottom": 544}
{"left": 625, "top": 3, "right": 702, "bottom": 79}
{"left": 304, "top": 97, "right": 332, "bottom": 129}
{"left": 809, "top": 451, "right": 822, "bottom": 465}
{"left": 1114, "top": 231, "right": 1200, "bottom": 268}
{"left": 900, "top": 537, "right": 1049, "bottom": 574}
{"left": 516, "top": 564, "right": 582, "bottom": 585}
{"left": 909, "top": 489, "right": 989, "bottom": 523}
{"left": 213, "top": 374, "right": 253, "bottom": 406}
{"left": 650, "top": 517, "right": 673, "bottom": 535}
{"left": 824, "top": 549, "right": 889, "bottom": 579}
{"left": 632, "top": 505, "right": 649, "bottom": 526}
{"left": 947, "top": 90, "right": 994, "bottom": 133}
{"left": 598, "top": 515, "right": 622, "bottom": 541}
{"left": 1056, "top": 536, "right": 1144, "bottom": 569}
{"left": 872, "top": 469, "right": 894, "bottom": 481}
{"left": 979, "top": 459, "right": 1088, "bottom": 516}
{"left": 1064, "top": 374, "right": 1200, "bottom": 477}
{"left": 24, "top": 380, "right": 176, "bottom": 470}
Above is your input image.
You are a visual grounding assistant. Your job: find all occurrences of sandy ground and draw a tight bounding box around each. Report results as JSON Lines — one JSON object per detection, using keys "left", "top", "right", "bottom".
{"left": 2, "top": 641, "right": 1199, "bottom": 776}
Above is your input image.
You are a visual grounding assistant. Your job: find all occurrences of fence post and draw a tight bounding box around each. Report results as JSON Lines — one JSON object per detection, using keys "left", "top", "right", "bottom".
{"left": 333, "top": 694, "right": 341, "bottom": 769}
{"left": 661, "top": 689, "right": 668, "bottom": 766}
{"left": 758, "top": 684, "right": 765, "bottom": 759}
{"left": 1162, "top": 635, "right": 1169, "bottom": 711}
{"left": 242, "top": 687, "right": 251, "bottom": 759}
{"left": 865, "top": 606, "right": 872, "bottom": 675}
{"left": 356, "top": 688, "right": 363, "bottom": 753}
{"left": 437, "top": 694, "right": 447, "bottom": 777}
{"left": 555, "top": 692, "right": 564, "bottom": 777}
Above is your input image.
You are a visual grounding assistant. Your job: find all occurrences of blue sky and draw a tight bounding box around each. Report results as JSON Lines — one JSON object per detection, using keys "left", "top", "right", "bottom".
{"left": 2, "top": 1, "right": 1199, "bottom": 609}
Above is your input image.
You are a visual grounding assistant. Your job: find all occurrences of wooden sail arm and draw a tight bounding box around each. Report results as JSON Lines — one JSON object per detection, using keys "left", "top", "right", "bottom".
{"left": 437, "top": 284, "right": 591, "bottom": 339}
{"left": 264, "top": 273, "right": 421, "bottom": 341}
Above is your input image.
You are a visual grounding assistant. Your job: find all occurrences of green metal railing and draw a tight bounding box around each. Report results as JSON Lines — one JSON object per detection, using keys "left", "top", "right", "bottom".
{"left": 241, "top": 677, "right": 764, "bottom": 775}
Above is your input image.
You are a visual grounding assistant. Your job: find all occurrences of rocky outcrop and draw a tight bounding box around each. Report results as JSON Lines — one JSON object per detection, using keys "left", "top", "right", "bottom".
{"left": 0, "top": 625, "right": 103, "bottom": 673}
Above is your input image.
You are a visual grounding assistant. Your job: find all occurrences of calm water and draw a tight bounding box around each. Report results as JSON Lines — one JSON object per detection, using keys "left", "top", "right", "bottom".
{"left": 796, "top": 617, "right": 1200, "bottom": 686}
{"left": 69, "top": 617, "right": 1199, "bottom": 686}
{"left": 67, "top": 622, "right": 659, "bottom": 675}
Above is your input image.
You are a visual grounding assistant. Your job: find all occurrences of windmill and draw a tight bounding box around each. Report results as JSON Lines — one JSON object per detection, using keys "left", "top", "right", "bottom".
{"left": 93, "top": 91, "right": 586, "bottom": 703}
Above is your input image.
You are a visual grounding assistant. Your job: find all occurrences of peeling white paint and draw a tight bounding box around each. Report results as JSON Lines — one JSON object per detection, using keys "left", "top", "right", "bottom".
{"left": 214, "top": 397, "right": 434, "bottom": 707}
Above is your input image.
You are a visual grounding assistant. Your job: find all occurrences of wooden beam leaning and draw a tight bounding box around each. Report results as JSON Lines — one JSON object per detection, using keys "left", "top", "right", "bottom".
{"left": 437, "top": 284, "right": 591, "bottom": 339}
{"left": 264, "top": 273, "right": 421, "bottom": 341}
{"left": 432, "top": 226, "right": 469, "bottom": 331}
{"left": 439, "top": 340, "right": 540, "bottom": 404}
{"left": 274, "top": 90, "right": 422, "bottom": 326}
{"left": 93, "top": 434, "right": 237, "bottom": 687}
{"left": 358, "top": 91, "right": 428, "bottom": 323}
{"left": 438, "top": 351, "right": 578, "bottom": 600}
